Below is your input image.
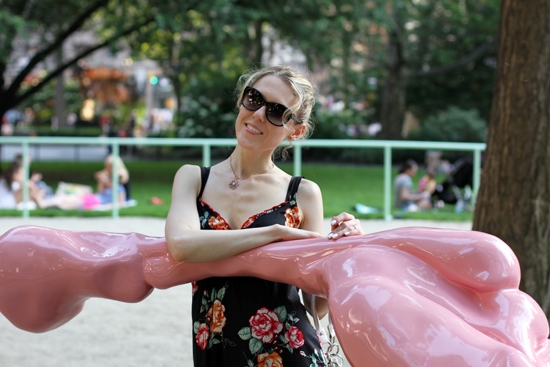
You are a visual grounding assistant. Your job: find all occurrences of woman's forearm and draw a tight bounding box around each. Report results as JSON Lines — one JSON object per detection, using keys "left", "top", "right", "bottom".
{"left": 166, "top": 225, "right": 285, "bottom": 262}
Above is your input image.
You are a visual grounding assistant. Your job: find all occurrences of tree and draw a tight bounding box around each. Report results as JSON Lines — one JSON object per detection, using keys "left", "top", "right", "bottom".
{"left": 123, "top": 0, "right": 252, "bottom": 124}
{"left": 124, "top": 0, "right": 332, "bottom": 134}
{"left": 275, "top": 0, "right": 499, "bottom": 140}
{"left": 473, "top": 0, "right": 550, "bottom": 318}
{"left": 0, "top": 0, "right": 203, "bottom": 125}
{"left": 375, "top": 0, "right": 499, "bottom": 140}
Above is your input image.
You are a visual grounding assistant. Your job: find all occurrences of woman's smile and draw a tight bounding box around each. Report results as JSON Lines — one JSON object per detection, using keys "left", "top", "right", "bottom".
{"left": 244, "top": 122, "right": 262, "bottom": 135}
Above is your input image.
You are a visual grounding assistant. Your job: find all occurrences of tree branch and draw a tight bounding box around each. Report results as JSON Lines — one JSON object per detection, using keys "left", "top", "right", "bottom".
{"left": 6, "top": 0, "right": 110, "bottom": 97}
{"left": 410, "top": 38, "right": 496, "bottom": 79}
{"left": 12, "top": 15, "right": 155, "bottom": 106}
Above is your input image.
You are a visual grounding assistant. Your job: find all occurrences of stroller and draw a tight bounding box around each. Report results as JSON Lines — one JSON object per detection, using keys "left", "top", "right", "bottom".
{"left": 432, "top": 155, "right": 474, "bottom": 212}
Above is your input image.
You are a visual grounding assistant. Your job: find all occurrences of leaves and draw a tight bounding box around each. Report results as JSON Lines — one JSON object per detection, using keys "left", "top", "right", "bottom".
{"left": 274, "top": 305, "right": 287, "bottom": 323}
{"left": 216, "top": 287, "right": 226, "bottom": 301}
{"left": 248, "top": 337, "right": 263, "bottom": 355}
{"left": 238, "top": 326, "right": 252, "bottom": 340}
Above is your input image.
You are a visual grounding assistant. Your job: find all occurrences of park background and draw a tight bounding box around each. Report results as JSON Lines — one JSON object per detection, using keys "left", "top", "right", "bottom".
{"left": 1, "top": 0, "right": 549, "bottom": 365}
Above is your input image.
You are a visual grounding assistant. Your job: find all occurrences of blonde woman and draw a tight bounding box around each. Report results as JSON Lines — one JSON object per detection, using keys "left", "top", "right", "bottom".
{"left": 165, "top": 65, "right": 364, "bottom": 367}
{"left": 36, "top": 155, "right": 128, "bottom": 210}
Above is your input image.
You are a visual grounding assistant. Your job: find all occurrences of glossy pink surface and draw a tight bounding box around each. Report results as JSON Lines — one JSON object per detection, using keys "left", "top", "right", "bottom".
{"left": 0, "top": 226, "right": 548, "bottom": 367}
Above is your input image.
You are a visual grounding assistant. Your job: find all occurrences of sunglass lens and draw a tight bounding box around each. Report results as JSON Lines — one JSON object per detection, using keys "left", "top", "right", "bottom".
{"left": 243, "top": 88, "right": 263, "bottom": 111}
{"left": 266, "top": 103, "right": 286, "bottom": 126}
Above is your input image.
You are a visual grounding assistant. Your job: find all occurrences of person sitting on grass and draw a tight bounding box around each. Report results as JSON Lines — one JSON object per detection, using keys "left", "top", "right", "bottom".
{"left": 0, "top": 154, "right": 49, "bottom": 210}
{"left": 394, "top": 159, "right": 432, "bottom": 212}
{"left": 36, "top": 155, "right": 128, "bottom": 210}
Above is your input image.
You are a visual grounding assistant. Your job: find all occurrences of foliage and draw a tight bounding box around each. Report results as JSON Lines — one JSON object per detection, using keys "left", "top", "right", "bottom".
{"left": 313, "top": 109, "right": 366, "bottom": 140}
{"left": 406, "top": 0, "right": 500, "bottom": 122}
{"left": 0, "top": 0, "right": 190, "bottom": 122}
{"left": 1, "top": 0, "right": 500, "bottom": 149}
{"left": 16, "top": 79, "right": 84, "bottom": 125}
{"left": 20, "top": 127, "right": 102, "bottom": 137}
{"left": 407, "top": 106, "right": 487, "bottom": 143}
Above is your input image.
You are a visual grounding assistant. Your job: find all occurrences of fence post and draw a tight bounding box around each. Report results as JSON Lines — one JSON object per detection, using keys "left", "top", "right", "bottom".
{"left": 111, "top": 143, "right": 120, "bottom": 219}
{"left": 22, "top": 142, "right": 30, "bottom": 219}
{"left": 203, "top": 144, "right": 211, "bottom": 167}
{"left": 473, "top": 149, "right": 482, "bottom": 204}
{"left": 293, "top": 144, "right": 302, "bottom": 176}
{"left": 384, "top": 145, "right": 393, "bottom": 221}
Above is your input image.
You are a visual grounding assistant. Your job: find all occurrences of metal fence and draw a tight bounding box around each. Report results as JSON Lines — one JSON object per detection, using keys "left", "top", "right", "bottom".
{"left": 0, "top": 136, "right": 485, "bottom": 220}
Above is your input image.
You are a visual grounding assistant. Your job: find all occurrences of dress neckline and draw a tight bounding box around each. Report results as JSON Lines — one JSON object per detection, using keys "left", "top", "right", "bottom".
{"left": 199, "top": 198, "right": 291, "bottom": 229}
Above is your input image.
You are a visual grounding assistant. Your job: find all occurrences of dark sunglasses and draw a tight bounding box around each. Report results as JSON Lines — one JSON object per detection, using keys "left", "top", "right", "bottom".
{"left": 241, "top": 86, "right": 302, "bottom": 126}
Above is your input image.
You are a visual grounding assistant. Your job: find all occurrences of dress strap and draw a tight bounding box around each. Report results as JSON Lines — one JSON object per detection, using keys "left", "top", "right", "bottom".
{"left": 286, "top": 176, "right": 303, "bottom": 201}
{"left": 198, "top": 167, "right": 211, "bottom": 199}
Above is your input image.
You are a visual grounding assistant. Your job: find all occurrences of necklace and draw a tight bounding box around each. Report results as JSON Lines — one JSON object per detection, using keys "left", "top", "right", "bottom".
{"left": 228, "top": 156, "right": 275, "bottom": 190}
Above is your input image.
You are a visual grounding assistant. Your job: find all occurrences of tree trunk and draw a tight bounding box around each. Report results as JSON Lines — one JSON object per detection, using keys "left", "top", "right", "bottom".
{"left": 55, "top": 47, "right": 67, "bottom": 128}
{"left": 246, "top": 20, "right": 264, "bottom": 64}
{"left": 379, "top": 28, "right": 406, "bottom": 140}
{"left": 473, "top": 0, "right": 550, "bottom": 318}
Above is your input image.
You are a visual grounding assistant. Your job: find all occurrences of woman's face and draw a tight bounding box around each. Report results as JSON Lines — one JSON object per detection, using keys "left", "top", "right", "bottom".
{"left": 235, "top": 75, "right": 305, "bottom": 154}
{"left": 408, "top": 165, "right": 418, "bottom": 176}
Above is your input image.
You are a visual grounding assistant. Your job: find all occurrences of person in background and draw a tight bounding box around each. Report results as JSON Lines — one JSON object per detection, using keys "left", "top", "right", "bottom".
{"left": 165, "top": 65, "right": 365, "bottom": 367}
{"left": 0, "top": 154, "right": 48, "bottom": 209}
{"left": 418, "top": 167, "right": 437, "bottom": 195}
{"left": 394, "top": 159, "right": 432, "bottom": 212}
{"left": 0, "top": 159, "right": 19, "bottom": 209}
{"left": 36, "top": 155, "right": 129, "bottom": 210}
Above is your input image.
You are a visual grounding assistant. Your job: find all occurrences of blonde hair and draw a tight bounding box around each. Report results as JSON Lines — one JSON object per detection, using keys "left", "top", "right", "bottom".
{"left": 104, "top": 155, "right": 129, "bottom": 184}
{"left": 235, "top": 65, "right": 316, "bottom": 159}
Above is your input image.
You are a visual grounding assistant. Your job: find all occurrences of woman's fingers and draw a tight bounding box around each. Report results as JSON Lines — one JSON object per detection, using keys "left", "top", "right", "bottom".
{"left": 328, "top": 212, "right": 364, "bottom": 239}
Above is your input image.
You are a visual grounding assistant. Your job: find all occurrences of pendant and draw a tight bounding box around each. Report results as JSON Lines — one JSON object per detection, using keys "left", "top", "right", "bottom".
{"left": 229, "top": 179, "right": 239, "bottom": 190}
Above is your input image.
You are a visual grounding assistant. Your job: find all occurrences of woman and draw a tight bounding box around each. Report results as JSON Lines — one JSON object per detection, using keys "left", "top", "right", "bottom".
{"left": 165, "top": 65, "right": 364, "bottom": 367}
{"left": 394, "top": 159, "right": 432, "bottom": 212}
{"left": 36, "top": 154, "right": 128, "bottom": 210}
{"left": 0, "top": 155, "right": 46, "bottom": 209}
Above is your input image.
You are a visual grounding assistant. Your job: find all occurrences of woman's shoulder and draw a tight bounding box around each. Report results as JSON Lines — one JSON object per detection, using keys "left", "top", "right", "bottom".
{"left": 296, "top": 177, "right": 321, "bottom": 198}
{"left": 176, "top": 164, "right": 201, "bottom": 175}
{"left": 395, "top": 173, "right": 412, "bottom": 182}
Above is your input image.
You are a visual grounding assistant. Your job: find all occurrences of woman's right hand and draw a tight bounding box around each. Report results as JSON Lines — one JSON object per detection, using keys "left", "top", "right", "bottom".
{"left": 276, "top": 224, "right": 323, "bottom": 242}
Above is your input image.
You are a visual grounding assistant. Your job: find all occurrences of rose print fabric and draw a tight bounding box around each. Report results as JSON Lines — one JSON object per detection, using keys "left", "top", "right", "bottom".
{"left": 192, "top": 167, "right": 327, "bottom": 367}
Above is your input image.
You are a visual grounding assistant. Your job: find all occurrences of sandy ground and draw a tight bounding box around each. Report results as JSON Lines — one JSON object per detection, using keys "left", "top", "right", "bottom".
{"left": 0, "top": 217, "right": 472, "bottom": 367}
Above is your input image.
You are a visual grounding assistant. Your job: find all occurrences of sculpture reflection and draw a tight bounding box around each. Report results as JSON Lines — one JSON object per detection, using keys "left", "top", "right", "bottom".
{"left": 0, "top": 225, "right": 548, "bottom": 367}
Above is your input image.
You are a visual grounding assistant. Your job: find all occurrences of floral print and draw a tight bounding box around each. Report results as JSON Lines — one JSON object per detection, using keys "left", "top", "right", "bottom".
{"left": 196, "top": 323, "right": 210, "bottom": 351}
{"left": 284, "top": 206, "right": 301, "bottom": 228}
{"left": 194, "top": 173, "right": 326, "bottom": 366}
{"left": 208, "top": 299, "right": 227, "bottom": 334}
{"left": 194, "top": 286, "right": 325, "bottom": 366}
{"left": 200, "top": 198, "right": 301, "bottom": 230}
{"left": 207, "top": 213, "right": 231, "bottom": 230}
{"left": 237, "top": 305, "right": 324, "bottom": 366}
{"left": 193, "top": 283, "right": 235, "bottom": 351}
{"left": 249, "top": 307, "right": 284, "bottom": 343}
{"left": 285, "top": 326, "right": 305, "bottom": 349}
{"left": 258, "top": 351, "right": 284, "bottom": 367}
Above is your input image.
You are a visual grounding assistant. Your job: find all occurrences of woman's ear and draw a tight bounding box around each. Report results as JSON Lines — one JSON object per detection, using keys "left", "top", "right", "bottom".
{"left": 288, "top": 124, "right": 306, "bottom": 141}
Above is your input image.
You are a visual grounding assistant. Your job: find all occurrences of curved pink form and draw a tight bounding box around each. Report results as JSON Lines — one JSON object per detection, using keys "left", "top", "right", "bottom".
{"left": 0, "top": 226, "right": 549, "bottom": 367}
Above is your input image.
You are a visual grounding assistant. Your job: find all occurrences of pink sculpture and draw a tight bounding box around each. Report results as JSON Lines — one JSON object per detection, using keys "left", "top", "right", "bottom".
{"left": 0, "top": 225, "right": 548, "bottom": 367}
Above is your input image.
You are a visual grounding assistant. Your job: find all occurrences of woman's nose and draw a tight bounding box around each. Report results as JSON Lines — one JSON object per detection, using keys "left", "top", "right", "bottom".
{"left": 252, "top": 105, "right": 267, "bottom": 123}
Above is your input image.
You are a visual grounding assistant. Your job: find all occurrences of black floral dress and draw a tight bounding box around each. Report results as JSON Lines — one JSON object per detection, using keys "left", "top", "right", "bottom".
{"left": 192, "top": 167, "right": 327, "bottom": 367}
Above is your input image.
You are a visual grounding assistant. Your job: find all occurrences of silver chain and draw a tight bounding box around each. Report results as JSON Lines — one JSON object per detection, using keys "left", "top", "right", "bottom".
{"left": 310, "top": 297, "right": 344, "bottom": 367}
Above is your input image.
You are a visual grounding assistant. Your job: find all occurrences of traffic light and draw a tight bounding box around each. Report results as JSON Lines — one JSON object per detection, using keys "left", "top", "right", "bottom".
{"left": 149, "top": 75, "right": 159, "bottom": 85}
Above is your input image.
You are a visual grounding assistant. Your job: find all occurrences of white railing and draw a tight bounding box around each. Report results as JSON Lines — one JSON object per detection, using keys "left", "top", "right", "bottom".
{"left": 0, "top": 136, "right": 486, "bottom": 220}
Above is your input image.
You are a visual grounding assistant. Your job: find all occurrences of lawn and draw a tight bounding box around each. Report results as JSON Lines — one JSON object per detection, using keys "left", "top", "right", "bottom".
{"left": 0, "top": 160, "right": 473, "bottom": 221}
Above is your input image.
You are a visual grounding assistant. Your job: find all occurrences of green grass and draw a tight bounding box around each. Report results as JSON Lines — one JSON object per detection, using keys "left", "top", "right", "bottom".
{"left": 0, "top": 160, "right": 473, "bottom": 221}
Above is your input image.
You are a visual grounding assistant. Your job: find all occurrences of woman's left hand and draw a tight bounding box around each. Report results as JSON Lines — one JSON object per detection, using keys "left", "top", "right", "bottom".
{"left": 327, "top": 212, "right": 365, "bottom": 239}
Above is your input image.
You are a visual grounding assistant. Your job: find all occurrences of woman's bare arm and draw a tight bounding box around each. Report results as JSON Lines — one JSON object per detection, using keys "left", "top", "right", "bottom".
{"left": 295, "top": 178, "right": 330, "bottom": 319}
{"left": 164, "top": 165, "right": 322, "bottom": 263}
